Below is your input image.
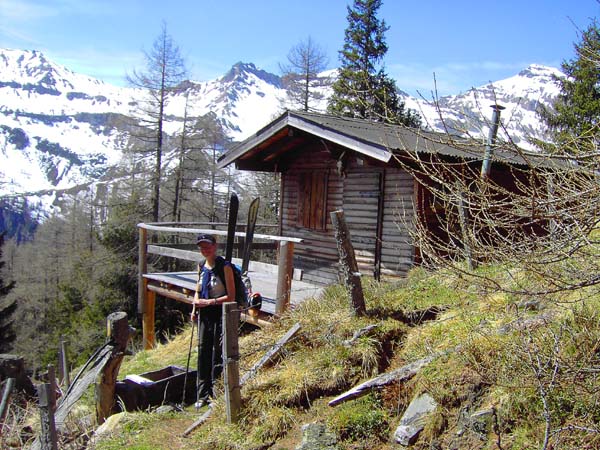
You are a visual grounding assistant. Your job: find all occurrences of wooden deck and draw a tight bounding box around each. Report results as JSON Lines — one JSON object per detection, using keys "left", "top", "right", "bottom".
{"left": 137, "top": 222, "right": 314, "bottom": 346}
{"left": 143, "top": 269, "right": 324, "bottom": 324}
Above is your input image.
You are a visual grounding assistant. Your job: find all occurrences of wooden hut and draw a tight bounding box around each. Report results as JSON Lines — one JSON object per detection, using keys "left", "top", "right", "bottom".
{"left": 217, "top": 110, "right": 537, "bottom": 285}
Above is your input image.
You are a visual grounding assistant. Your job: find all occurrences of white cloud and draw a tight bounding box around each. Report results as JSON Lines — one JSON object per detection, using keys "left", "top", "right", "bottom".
{"left": 0, "top": 0, "right": 57, "bottom": 21}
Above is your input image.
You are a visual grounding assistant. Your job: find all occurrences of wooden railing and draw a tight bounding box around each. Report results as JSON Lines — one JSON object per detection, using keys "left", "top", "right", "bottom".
{"left": 137, "top": 222, "right": 303, "bottom": 347}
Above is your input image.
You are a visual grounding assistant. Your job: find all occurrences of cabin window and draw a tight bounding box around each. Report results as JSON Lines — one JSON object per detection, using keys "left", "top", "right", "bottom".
{"left": 298, "top": 170, "right": 329, "bottom": 230}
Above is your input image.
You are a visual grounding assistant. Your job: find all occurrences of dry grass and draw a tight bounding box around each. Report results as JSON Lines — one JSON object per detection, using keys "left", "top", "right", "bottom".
{"left": 11, "top": 262, "right": 600, "bottom": 449}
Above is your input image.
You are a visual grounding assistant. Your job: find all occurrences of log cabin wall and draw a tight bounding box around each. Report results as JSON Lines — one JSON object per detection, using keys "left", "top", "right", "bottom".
{"left": 379, "top": 168, "right": 415, "bottom": 278}
{"left": 280, "top": 140, "right": 416, "bottom": 285}
{"left": 280, "top": 141, "right": 343, "bottom": 285}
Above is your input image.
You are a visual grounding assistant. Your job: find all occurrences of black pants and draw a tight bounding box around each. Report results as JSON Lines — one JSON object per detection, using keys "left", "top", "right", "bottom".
{"left": 196, "top": 305, "right": 223, "bottom": 401}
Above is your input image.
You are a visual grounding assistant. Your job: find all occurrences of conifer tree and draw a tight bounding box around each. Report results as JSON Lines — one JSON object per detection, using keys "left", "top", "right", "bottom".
{"left": 541, "top": 20, "right": 600, "bottom": 151}
{"left": 128, "top": 22, "right": 188, "bottom": 222}
{"left": 280, "top": 37, "right": 329, "bottom": 112}
{"left": 328, "top": 0, "right": 420, "bottom": 127}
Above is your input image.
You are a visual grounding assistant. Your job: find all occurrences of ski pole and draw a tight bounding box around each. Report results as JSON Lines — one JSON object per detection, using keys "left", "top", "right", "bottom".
{"left": 182, "top": 317, "right": 196, "bottom": 407}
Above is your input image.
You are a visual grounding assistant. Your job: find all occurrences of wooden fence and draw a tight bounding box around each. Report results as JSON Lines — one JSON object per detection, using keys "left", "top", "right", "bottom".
{"left": 137, "top": 222, "right": 303, "bottom": 348}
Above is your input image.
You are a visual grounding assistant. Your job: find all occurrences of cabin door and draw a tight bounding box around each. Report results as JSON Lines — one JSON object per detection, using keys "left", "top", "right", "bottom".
{"left": 342, "top": 169, "right": 383, "bottom": 278}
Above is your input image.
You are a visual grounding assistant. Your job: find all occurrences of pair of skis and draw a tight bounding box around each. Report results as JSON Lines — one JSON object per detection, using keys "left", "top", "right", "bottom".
{"left": 225, "top": 193, "right": 259, "bottom": 278}
{"left": 225, "top": 193, "right": 261, "bottom": 312}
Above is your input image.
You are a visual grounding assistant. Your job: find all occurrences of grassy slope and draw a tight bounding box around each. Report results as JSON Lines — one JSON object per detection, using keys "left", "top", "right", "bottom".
{"left": 91, "top": 267, "right": 600, "bottom": 450}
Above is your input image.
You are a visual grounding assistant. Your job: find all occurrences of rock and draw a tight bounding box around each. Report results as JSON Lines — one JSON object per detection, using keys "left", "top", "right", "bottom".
{"left": 296, "top": 422, "right": 338, "bottom": 450}
{"left": 470, "top": 408, "right": 494, "bottom": 437}
{"left": 93, "top": 411, "right": 126, "bottom": 438}
{"left": 394, "top": 393, "right": 438, "bottom": 446}
{"left": 155, "top": 404, "right": 177, "bottom": 414}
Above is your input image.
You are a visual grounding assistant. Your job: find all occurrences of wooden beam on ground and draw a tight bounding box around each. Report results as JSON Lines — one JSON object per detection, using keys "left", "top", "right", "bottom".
{"left": 182, "top": 407, "right": 213, "bottom": 437}
{"left": 240, "top": 312, "right": 273, "bottom": 328}
{"left": 328, "top": 354, "right": 437, "bottom": 407}
{"left": 240, "top": 322, "right": 301, "bottom": 386}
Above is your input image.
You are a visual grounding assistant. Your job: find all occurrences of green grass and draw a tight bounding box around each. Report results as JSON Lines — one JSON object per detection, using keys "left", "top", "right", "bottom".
{"left": 79, "top": 264, "right": 600, "bottom": 449}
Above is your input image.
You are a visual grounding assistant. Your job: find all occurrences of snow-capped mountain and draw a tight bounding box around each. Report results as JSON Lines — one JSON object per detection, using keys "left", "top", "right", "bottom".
{"left": 0, "top": 48, "right": 562, "bottom": 218}
{"left": 405, "top": 64, "right": 563, "bottom": 146}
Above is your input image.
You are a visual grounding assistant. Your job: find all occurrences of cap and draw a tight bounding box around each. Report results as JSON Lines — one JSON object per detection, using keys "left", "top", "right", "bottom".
{"left": 196, "top": 233, "right": 216, "bottom": 244}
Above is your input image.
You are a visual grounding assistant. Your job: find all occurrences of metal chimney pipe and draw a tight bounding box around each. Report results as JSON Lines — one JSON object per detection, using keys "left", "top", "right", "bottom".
{"left": 480, "top": 104, "right": 505, "bottom": 179}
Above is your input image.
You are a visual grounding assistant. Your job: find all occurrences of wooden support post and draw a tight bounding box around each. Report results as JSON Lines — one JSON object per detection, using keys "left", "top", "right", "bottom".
{"left": 0, "top": 377, "right": 15, "bottom": 434}
{"left": 96, "top": 312, "right": 132, "bottom": 425}
{"left": 37, "top": 382, "right": 58, "bottom": 450}
{"left": 222, "top": 302, "right": 241, "bottom": 424}
{"left": 138, "top": 226, "right": 148, "bottom": 315}
{"left": 142, "top": 288, "right": 156, "bottom": 350}
{"left": 275, "top": 241, "right": 295, "bottom": 315}
{"left": 330, "top": 210, "right": 366, "bottom": 316}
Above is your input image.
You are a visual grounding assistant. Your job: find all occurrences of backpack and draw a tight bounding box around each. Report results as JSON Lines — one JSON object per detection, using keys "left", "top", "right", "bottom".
{"left": 200, "top": 256, "right": 249, "bottom": 309}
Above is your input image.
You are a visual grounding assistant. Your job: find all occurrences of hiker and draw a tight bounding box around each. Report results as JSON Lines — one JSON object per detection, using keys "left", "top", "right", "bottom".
{"left": 191, "top": 233, "right": 236, "bottom": 408}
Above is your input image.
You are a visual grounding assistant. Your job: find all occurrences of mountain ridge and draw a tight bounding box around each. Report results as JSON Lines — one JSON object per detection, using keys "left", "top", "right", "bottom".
{"left": 0, "top": 48, "right": 562, "bottom": 217}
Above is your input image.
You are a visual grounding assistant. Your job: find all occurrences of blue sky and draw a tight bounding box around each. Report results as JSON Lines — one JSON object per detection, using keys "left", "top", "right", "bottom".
{"left": 1, "top": 0, "right": 598, "bottom": 96}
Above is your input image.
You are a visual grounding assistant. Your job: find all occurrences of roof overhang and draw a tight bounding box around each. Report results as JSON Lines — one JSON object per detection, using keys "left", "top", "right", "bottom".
{"left": 217, "top": 110, "right": 557, "bottom": 171}
{"left": 217, "top": 110, "right": 393, "bottom": 170}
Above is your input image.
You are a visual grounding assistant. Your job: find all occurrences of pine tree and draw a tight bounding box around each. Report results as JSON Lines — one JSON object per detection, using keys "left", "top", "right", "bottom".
{"left": 541, "top": 20, "right": 600, "bottom": 151}
{"left": 327, "top": 0, "right": 420, "bottom": 127}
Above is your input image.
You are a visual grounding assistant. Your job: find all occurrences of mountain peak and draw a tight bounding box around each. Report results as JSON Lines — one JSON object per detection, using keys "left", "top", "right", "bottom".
{"left": 517, "top": 64, "right": 563, "bottom": 80}
{"left": 221, "top": 61, "right": 281, "bottom": 87}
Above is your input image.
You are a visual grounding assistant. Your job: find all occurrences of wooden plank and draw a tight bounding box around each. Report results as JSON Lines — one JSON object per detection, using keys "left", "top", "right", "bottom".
{"left": 148, "top": 245, "right": 203, "bottom": 262}
{"left": 240, "top": 323, "right": 301, "bottom": 386}
{"left": 147, "top": 284, "right": 194, "bottom": 304}
{"left": 139, "top": 224, "right": 303, "bottom": 244}
{"left": 328, "top": 355, "right": 436, "bottom": 407}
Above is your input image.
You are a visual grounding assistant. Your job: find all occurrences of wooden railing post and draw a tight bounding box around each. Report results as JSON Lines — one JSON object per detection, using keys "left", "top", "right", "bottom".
{"left": 38, "top": 366, "right": 58, "bottom": 450}
{"left": 222, "top": 302, "right": 241, "bottom": 424}
{"left": 142, "top": 288, "right": 156, "bottom": 350}
{"left": 96, "top": 312, "right": 132, "bottom": 425}
{"left": 138, "top": 226, "right": 148, "bottom": 315}
{"left": 275, "top": 241, "right": 295, "bottom": 315}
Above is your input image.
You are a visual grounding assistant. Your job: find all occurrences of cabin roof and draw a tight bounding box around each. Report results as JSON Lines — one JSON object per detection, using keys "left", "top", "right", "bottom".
{"left": 217, "top": 110, "right": 546, "bottom": 171}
